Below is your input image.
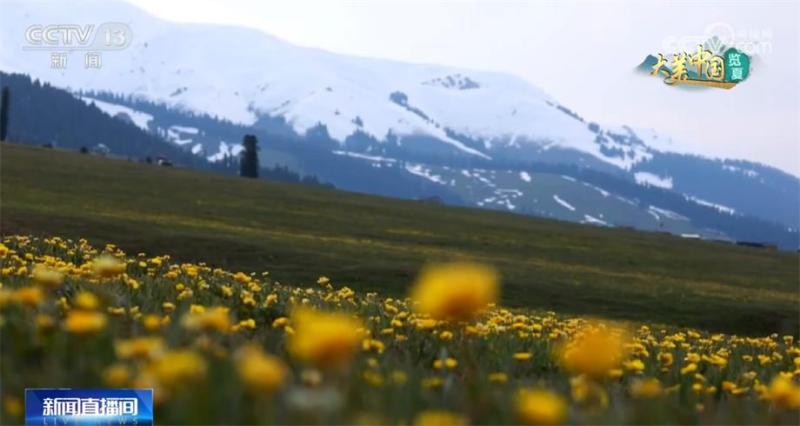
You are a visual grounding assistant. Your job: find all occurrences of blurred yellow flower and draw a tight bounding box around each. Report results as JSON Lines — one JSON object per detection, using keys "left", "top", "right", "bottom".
{"left": 11, "top": 286, "right": 44, "bottom": 307}
{"left": 630, "top": 378, "right": 663, "bottom": 398}
{"left": 115, "top": 337, "right": 164, "bottom": 360}
{"left": 488, "top": 372, "right": 508, "bottom": 384}
{"left": 560, "top": 324, "right": 628, "bottom": 380}
{"left": 92, "top": 255, "right": 126, "bottom": 278}
{"left": 74, "top": 291, "right": 100, "bottom": 310}
{"left": 657, "top": 352, "right": 673, "bottom": 367}
{"left": 31, "top": 264, "right": 64, "bottom": 288}
{"left": 63, "top": 310, "right": 107, "bottom": 335}
{"left": 181, "top": 306, "right": 232, "bottom": 333}
{"left": 413, "top": 410, "right": 467, "bottom": 426}
{"left": 103, "top": 363, "right": 132, "bottom": 387}
{"left": 288, "top": 308, "right": 364, "bottom": 369}
{"left": 766, "top": 376, "right": 800, "bottom": 410}
{"left": 680, "top": 363, "right": 698, "bottom": 375}
{"left": 410, "top": 262, "right": 498, "bottom": 321}
{"left": 515, "top": 388, "right": 567, "bottom": 425}
{"left": 149, "top": 350, "right": 206, "bottom": 388}
{"left": 235, "top": 344, "right": 288, "bottom": 394}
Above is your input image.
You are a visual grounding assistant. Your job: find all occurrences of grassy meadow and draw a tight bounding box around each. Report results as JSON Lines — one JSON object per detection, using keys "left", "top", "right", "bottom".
{"left": 2, "top": 143, "right": 798, "bottom": 335}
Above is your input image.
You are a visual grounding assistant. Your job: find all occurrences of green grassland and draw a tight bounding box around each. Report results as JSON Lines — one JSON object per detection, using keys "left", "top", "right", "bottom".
{"left": 1, "top": 143, "right": 798, "bottom": 334}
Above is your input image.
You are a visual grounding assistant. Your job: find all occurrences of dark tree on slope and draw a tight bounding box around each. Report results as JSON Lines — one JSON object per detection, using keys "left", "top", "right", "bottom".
{"left": 240, "top": 134, "right": 259, "bottom": 178}
{"left": 0, "top": 86, "right": 9, "bottom": 141}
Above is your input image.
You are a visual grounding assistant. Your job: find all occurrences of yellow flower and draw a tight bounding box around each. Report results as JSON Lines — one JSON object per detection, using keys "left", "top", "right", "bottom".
{"left": 287, "top": 308, "right": 364, "bottom": 369}
{"left": 680, "top": 363, "right": 698, "bottom": 375}
{"left": 2, "top": 395, "right": 22, "bottom": 419}
{"left": 766, "top": 376, "right": 800, "bottom": 410}
{"left": 36, "top": 314, "right": 56, "bottom": 332}
{"left": 415, "top": 318, "right": 439, "bottom": 330}
{"left": 630, "top": 378, "right": 663, "bottom": 398}
{"left": 149, "top": 350, "right": 206, "bottom": 388}
{"left": 413, "top": 410, "right": 467, "bottom": 426}
{"left": 11, "top": 286, "right": 44, "bottom": 307}
{"left": 63, "top": 310, "right": 107, "bottom": 335}
{"left": 181, "top": 306, "right": 232, "bottom": 333}
{"left": 623, "top": 359, "right": 645, "bottom": 373}
{"left": 74, "top": 291, "right": 100, "bottom": 310}
{"left": 488, "top": 372, "right": 508, "bottom": 384}
{"left": 0, "top": 243, "right": 9, "bottom": 258}
{"left": 32, "top": 264, "right": 64, "bottom": 288}
{"left": 657, "top": 352, "right": 673, "bottom": 367}
{"left": 115, "top": 337, "right": 164, "bottom": 360}
{"left": 514, "top": 352, "right": 533, "bottom": 361}
{"left": 391, "top": 370, "right": 408, "bottom": 385}
{"left": 103, "top": 363, "right": 132, "bottom": 387}
{"left": 409, "top": 262, "right": 498, "bottom": 321}
{"left": 515, "top": 388, "right": 567, "bottom": 425}
{"left": 362, "top": 338, "right": 385, "bottom": 354}
{"left": 433, "top": 357, "right": 458, "bottom": 369}
{"left": 560, "top": 324, "right": 628, "bottom": 379}
{"left": 141, "top": 314, "right": 163, "bottom": 332}
{"left": 235, "top": 344, "right": 288, "bottom": 394}
{"left": 92, "top": 255, "right": 126, "bottom": 278}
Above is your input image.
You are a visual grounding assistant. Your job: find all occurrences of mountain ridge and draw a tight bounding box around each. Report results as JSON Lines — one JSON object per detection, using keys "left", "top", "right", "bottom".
{"left": 1, "top": 0, "right": 797, "bottom": 234}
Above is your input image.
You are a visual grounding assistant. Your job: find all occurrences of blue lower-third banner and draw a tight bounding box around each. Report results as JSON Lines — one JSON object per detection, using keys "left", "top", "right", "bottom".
{"left": 25, "top": 388, "right": 153, "bottom": 425}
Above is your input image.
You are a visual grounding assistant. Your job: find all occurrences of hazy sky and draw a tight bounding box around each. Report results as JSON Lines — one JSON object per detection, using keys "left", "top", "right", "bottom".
{"left": 127, "top": 0, "right": 799, "bottom": 175}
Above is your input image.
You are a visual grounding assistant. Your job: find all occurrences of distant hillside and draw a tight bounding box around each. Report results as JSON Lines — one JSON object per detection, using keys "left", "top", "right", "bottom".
{"left": 2, "top": 143, "right": 798, "bottom": 334}
{"left": 1, "top": 71, "right": 795, "bottom": 248}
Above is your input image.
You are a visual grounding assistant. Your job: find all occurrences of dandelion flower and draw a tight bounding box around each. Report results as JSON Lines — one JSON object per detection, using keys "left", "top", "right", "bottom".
{"left": 235, "top": 345, "right": 288, "bottom": 394}
{"left": 287, "top": 308, "right": 364, "bottom": 369}
{"left": 92, "top": 255, "right": 126, "bottom": 278}
{"left": 410, "top": 262, "right": 498, "bottom": 321}
{"left": 630, "top": 378, "right": 663, "bottom": 398}
{"left": 560, "top": 323, "right": 629, "bottom": 380}
{"left": 515, "top": 388, "right": 567, "bottom": 425}
{"left": 181, "top": 306, "right": 232, "bottom": 333}
{"left": 31, "top": 264, "right": 64, "bottom": 288}
{"left": 63, "top": 310, "right": 107, "bottom": 335}
{"left": 149, "top": 350, "right": 206, "bottom": 388}
{"left": 766, "top": 376, "right": 800, "bottom": 410}
{"left": 413, "top": 410, "right": 467, "bottom": 426}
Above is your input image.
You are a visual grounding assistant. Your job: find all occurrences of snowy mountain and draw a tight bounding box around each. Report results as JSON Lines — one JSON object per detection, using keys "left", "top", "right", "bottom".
{"left": 0, "top": 0, "right": 680, "bottom": 166}
{"left": 1, "top": 0, "right": 797, "bottom": 236}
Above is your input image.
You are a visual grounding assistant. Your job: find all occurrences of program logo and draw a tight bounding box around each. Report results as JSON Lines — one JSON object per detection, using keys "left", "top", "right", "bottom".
{"left": 22, "top": 23, "right": 133, "bottom": 70}
{"left": 25, "top": 389, "right": 153, "bottom": 425}
{"left": 646, "top": 46, "right": 750, "bottom": 89}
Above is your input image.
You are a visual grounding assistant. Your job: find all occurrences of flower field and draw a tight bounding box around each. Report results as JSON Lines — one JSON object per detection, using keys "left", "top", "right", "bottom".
{"left": 1, "top": 235, "right": 798, "bottom": 425}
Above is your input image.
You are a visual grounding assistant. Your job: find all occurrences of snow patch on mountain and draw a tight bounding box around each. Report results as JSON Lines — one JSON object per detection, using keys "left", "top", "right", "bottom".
{"left": 207, "top": 141, "right": 243, "bottom": 162}
{"left": 79, "top": 97, "right": 153, "bottom": 131}
{"left": 649, "top": 206, "right": 688, "bottom": 221}
{"left": 333, "top": 150, "right": 397, "bottom": 163}
{"left": 406, "top": 164, "right": 446, "bottom": 184}
{"left": 722, "top": 164, "right": 759, "bottom": 178}
{"left": 553, "top": 195, "right": 576, "bottom": 211}
{"left": 686, "top": 196, "right": 736, "bottom": 215}
{"left": 634, "top": 172, "right": 673, "bottom": 189}
{"left": 583, "top": 214, "right": 608, "bottom": 226}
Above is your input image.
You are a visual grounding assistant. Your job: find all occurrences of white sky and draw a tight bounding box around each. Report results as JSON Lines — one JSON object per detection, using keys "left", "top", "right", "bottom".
{"left": 127, "top": 0, "right": 799, "bottom": 175}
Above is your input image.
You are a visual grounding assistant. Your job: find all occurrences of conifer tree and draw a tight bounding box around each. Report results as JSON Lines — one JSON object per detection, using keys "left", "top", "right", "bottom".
{"left": 240, "top": 134, "right": 259, "bottom": 178}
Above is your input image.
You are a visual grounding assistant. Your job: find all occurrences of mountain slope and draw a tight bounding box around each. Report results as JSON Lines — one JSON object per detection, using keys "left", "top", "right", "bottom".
{"left": 3, "top": 143, "right": 798, "bottom": 334}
